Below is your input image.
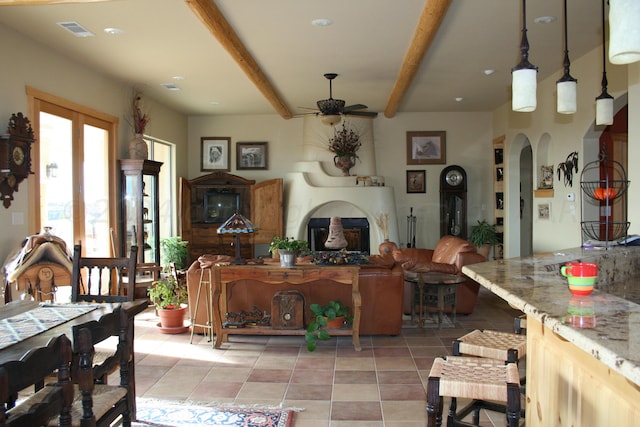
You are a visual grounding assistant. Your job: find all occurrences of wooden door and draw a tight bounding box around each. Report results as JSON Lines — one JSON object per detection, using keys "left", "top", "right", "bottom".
{"left": 251, "top": 178, "right": 283, "bottom": 244}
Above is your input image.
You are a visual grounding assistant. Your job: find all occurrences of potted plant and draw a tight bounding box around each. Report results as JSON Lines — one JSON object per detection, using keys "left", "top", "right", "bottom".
{"left": 469, "top": 220, "right": 500, "bottom": 259}
{"left": 148, "top": 275, "right": 189, "bottom": 334}
{"left": 269, "top": 236, "right": 309, "bottom": 267}
{"left": 305, "top": 300, "right": 352, "bottom": 352}
{"left": 160, "top": 236, "right": 189, "bottom": 271}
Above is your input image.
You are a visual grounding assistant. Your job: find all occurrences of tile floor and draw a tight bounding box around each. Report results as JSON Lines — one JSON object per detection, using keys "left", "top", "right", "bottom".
{"left": 127, "top": 287, "right": 523, "bottom": 426}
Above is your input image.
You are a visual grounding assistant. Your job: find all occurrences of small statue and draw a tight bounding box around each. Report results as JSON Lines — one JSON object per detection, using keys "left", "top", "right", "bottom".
{"left": 324, "top": 216, "right": 348, "bottom": 250}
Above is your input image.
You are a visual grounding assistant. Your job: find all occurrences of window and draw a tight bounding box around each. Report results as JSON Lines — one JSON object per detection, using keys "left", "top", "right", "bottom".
{"left": 146, "top": 136, "right": 177, "bottom": 238}
{"left": 28, "top": 87, "right": 118, "bottom": 256}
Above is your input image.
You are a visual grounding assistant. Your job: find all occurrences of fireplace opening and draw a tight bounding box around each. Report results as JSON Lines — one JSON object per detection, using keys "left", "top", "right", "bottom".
{"left": 307, "top": 217, "right": 370, "bottom": 253}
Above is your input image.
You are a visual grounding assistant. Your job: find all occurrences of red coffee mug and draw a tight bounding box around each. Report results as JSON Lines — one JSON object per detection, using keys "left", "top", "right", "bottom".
{"left": 560, "top": 262, "right": 598, "bottom": 278}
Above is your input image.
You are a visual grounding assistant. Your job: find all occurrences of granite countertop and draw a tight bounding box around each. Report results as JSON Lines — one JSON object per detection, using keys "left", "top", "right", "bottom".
{"left": 462, "top": 245, "right": 640, "bottom": 387}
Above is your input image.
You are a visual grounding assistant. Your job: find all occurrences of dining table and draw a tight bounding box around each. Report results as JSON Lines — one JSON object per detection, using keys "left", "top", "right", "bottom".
{"left": 0, "top": 298, "right": 149, "bottom": 420}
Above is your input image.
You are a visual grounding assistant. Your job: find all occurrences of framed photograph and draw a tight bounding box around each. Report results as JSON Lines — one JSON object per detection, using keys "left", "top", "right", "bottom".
{"left": 494, "top": 148, "right": 504, "bottom": 165}
{"left": 496, "top": 192, "right": 504, "bottom": 210}
{"left": 236, "top": 142, "right": 268, "bottom": 170}
{"left": 538, "top": 203, "right": 551, "bottom": 220}
{"left": 406, "top": 170, "right": 426, "bottom": 193}
{"left": 406, "top": 131, "right": 446, "bottom": 165}
{"left": 201, "top": 137, "right": 230, "bottom": 172}
{"left": 496, "top": 167, "right": 504, "bottom": 182}
{"left": 539, "top": 165, "right": 554, "bottom": 189}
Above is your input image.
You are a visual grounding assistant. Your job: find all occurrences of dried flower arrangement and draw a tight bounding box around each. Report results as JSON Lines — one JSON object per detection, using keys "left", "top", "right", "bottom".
{"left": 131, "top": 91, "right": 150, "bottom": 135}
{"left": 375, "top": 212, "right": 390, "bottom": 240}
{"left": 327, "top": 122, "right": 361, "bottom": 159}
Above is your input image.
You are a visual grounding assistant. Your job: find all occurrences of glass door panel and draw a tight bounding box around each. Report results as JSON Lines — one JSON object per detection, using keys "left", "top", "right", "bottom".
{"left": 83, "top": 124, "right": 110, "bottom": 256}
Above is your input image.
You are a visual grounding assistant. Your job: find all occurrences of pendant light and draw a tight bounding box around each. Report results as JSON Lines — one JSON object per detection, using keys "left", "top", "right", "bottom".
{"left": 557, "top": 0, "right": 577, "bottom": 114}
{"left": 596, "top": 0, "right": 614, "bottom": 126}
{"left": 608, "top": 0, "right": 640, "bottom": 65}
{"left": 512, "top": 0, "right": 538, "bottom": 112}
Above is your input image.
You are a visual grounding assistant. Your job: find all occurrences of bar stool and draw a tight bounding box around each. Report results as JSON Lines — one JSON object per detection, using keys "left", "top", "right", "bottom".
{"left": 189, "top": 258, "right": 215, "bottom": 346}
{"left": 426, "top": 356, "right": 521, "bottom": 427}
{"left": 453, "top": 329, "right": 526, "bottom": 364}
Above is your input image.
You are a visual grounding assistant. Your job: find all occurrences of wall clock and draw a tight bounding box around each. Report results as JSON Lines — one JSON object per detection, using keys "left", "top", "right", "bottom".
{"left": 0, "top": 112, "right": 35, "bottom": 208}
{"left": 440, "top": 165, "right": 468, "bottom": 239}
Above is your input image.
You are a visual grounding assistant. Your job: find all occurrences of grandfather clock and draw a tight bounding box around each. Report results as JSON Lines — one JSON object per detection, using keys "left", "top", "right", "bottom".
{"left": 440, "top": 165, "right": 467, "bottom": 239}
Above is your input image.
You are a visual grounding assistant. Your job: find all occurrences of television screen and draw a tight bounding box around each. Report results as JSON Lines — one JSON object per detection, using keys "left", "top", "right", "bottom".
{"left": 204, "top": 191, "right": 240, "bottom": 223}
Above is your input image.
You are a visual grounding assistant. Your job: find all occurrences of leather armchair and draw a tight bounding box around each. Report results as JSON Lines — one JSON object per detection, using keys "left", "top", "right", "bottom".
{"left": 393, "top": 235, "right": 487, "bottom": 315}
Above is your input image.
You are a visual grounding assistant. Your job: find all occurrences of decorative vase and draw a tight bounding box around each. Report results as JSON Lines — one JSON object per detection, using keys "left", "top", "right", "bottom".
{"left": 129, "top": 133, "right": 148, "bottom": 160}
{"left": 279, "top": 250, "right": 297, "bottom": 267}
{"left": 324, "top": 216, "right": 348, "bottom": 249}
{"left": 334, "top": 155, "right": 356, "bottom": 176}
{"left": 378, "top": 239, "right": 398, "bottom": 255}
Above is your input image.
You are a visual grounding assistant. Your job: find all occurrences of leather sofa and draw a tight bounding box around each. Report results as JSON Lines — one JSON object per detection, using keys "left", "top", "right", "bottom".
{"left": 392, "top": 235, "right": 487, "bottom": 315}
{"left": 186, "top": 254, "right": 405, "bottom": 336}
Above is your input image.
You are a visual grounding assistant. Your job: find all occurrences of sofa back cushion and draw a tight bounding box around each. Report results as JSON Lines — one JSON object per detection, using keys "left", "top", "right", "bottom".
{"left": 432, "top": 235, "right": 477, "bottom": 265}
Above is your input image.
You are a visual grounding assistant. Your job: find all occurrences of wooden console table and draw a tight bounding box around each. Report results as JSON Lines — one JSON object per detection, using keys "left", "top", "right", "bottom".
{"left": 211, "top": 265, "right": 361, "bottom": 350}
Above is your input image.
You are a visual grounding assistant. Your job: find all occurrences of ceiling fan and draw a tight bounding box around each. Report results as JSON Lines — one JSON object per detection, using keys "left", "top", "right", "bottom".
{"left": 297, "top": 73, "right": 378, "bottom": 125}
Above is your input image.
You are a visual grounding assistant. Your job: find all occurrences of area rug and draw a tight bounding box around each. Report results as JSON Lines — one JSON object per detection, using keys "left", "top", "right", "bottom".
{"left": 135, "top": 400, "right": 294, "bottom": 427}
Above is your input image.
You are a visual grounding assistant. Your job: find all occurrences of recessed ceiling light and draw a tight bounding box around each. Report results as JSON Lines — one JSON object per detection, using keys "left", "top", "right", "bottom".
{"left": 172, "top": 76, "right": 185, "bottom": 81}
{"left": 160, "top": 83, "right": 180, "bottom": 91}
{"left": 455, "top": 97, "right": 464, "bottom": 102}
{"left": 483, "top": 69, "right": 496, "bottom": 76}
{"left": 103, "top": 27, "right": 124, "bottom": 35}
{"left": 311, "top": 18, "right": 333, "bottom": 27}
{"left": 534, "top": 16, "right": 556, "bottom": 24}
{"left": 209, "top": 101, "right": 220, "bottom": 105}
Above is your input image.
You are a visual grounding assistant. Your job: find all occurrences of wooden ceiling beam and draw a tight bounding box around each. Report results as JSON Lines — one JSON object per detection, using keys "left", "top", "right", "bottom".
{"left": 185, "top": 0, "right": 293, "bottom": 119}
{"left": 384, "top": 0, "right": 452, "bottom": 118}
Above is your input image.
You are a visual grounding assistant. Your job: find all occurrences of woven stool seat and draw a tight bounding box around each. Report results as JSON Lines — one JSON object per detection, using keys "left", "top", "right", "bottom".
{"left": 455, "top": 329, "right": 526, "bottom": 363}
{"left": 427, "top": 356, "right": 521, "bottom": 427}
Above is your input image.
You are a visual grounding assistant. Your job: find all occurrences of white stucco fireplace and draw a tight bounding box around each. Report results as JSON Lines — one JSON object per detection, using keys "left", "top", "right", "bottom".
{"left": 283, "top": 117, "right": 399, "bottom": 254}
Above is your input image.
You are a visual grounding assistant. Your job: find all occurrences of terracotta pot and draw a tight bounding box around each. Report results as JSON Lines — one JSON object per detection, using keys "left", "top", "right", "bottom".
{"left": 157, "top": 306, "right": 187, "bottom": 334}
{"left": 334, "top": 155, "right": 356, "bottom": 176}
{"left": 325, "top": 316, "right": 345, "bottom": 329}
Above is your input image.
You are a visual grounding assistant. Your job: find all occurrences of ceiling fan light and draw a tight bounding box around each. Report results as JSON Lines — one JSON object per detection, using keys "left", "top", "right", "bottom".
{"left": 512, "top": 68, "right": 537, "bottom": 112}
{"left": 608, "top": 0, "right": 640, "bottom": 65}
{"left": 321, "top": 115, "right": 342, "bottom": 126}
{"left": 557, "top": 80, "right": 577, "bottom": 114}
{"left": 317, "top": 98, "right": 345, "bottom": 115}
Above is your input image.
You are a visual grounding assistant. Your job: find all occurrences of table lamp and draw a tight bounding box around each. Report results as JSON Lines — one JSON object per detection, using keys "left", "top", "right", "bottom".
{"left": 217, "top": 211, "right": 257, "bottom": 265}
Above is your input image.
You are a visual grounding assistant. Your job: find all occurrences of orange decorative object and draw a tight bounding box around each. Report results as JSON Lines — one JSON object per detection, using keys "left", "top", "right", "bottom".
{"left": 593, "top": 187, "right": 617, "bottom": 200}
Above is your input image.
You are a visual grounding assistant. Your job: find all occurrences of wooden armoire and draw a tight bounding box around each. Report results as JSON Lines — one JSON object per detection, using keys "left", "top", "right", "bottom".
{"left": 179, "top": 172, "right": 283, "bottom": 264}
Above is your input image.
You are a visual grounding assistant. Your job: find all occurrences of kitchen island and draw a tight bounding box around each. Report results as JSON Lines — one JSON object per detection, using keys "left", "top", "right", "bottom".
{"left": 463, "top": 245, "right": 640, "bottom": 427}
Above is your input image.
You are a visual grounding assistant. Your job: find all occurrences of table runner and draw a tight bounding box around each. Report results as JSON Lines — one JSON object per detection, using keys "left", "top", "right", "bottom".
{"left": 0, "top": 304, "right": 99, "bottom": 350}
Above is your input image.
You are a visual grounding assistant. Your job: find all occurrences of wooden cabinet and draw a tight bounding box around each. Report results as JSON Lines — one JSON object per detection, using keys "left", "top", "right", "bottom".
{"left": 119, "top": 159, "right": 162, "bottom": 264}
{"left": 179, "top": 172, "right": 283, "bottom": 264}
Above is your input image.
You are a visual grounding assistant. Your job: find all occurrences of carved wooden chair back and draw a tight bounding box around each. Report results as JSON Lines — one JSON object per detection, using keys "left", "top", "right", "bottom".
{"left": 71, "top": 244, "right": 138, "bottom": 303}
{"left": 73, "top": 324, "right": 135, "bottom": 427}
{"left": 0, "top": 334, "right": 74, "bottom": 426}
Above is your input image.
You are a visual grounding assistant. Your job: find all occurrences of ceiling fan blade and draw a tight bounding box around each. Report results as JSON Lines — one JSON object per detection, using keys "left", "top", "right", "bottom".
{"left": 343, "top": 104, "right": 368, "bottom": 112}
{"left": 344, "top": 110, "right": 378, "bottom": 118}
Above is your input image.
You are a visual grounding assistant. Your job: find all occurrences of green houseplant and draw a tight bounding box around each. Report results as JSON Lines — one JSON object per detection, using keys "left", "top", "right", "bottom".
{"left": 469, "top": 220, "right": 500, "bottom": 258}
{"left": 160, "top": 236, "right": 189, "bottom": 271}
{"left": 305, "top": 300, "right": 352, "bottom": 352}
{"left": 148, "top": 275, "right": 189, "bottom": 333}
{"left": 269, "top": 236, "right": 309, "bottom": 267}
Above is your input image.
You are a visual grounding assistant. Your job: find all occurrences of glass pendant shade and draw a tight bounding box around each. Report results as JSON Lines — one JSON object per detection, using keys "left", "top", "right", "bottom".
{"left": 512, "top": 0, "right": 538, "bottom": 112}
{"left": 609, "top": 0, "right": 640, "bottom": 65}
{"left": 512, "top": 68, "right": 537, "bottom": 112}
{"left": 557, "top": 80, "right": 577, "bottom": 114}
{"left": 596, "top": 96, "right": 614, "bottom": 125}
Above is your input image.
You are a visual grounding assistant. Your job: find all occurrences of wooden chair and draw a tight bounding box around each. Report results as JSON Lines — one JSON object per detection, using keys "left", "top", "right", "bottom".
{"left": 71, "top": 244, "right": 138, "bottom": 303}
{"left": 0, "top": 334, "right": 74, "bottom": 426}
{"left": 71, "top": 324, "right": 135, "bottom": 427}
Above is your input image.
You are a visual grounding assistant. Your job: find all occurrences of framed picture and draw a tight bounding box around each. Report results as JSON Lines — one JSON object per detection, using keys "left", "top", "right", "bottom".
{"left": 538, "top": 203, "right": 551, "bottom": 220}
{"left": 406, "top": 170, "right": 426, "bottom": 193}
{"left": 201, "top": 137, "right": 230, "bottom": 172}
{"left": 494, "top": 148, "right": 504, "bottom": 165}
{"left": 236, "top": 142, "right": 268, "bottom": 170}
{"left": 406, "top": 131, "right": 446, "bottom": 165}
{"left": 539, "top": 165, "right": 554, "bottom": 189}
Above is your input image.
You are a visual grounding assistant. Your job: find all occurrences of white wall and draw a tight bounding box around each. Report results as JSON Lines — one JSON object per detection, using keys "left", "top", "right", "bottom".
{"left": 0, "top": 24, "right": 188, "bottom": 269}
{"left": 189, "top": 112, "right": 493, "bottom": 250}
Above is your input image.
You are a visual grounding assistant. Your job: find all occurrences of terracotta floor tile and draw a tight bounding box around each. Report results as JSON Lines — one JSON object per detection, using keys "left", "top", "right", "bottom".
{"left": 286, "top": 383, "right": 333, "bottom": 400}
{"left": 379, "top": 384, "right": 426, "bottom": 401}
{"left": 332, "top": 383, "right": 380, "bottom": 401}
{"left": 246, "top": 368, "right": 292, "bottom": 382}
{"left": 377, "top": 370, "right": 422, "bottom": 384}
{"left": 331, "top": 401, "right": 383, "bottom": 421}
{"left": 333, "top": 370, "right": 377, "bottom": 384}
{"left": 290, "top": 368, "right": 334, "bottom": 384}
